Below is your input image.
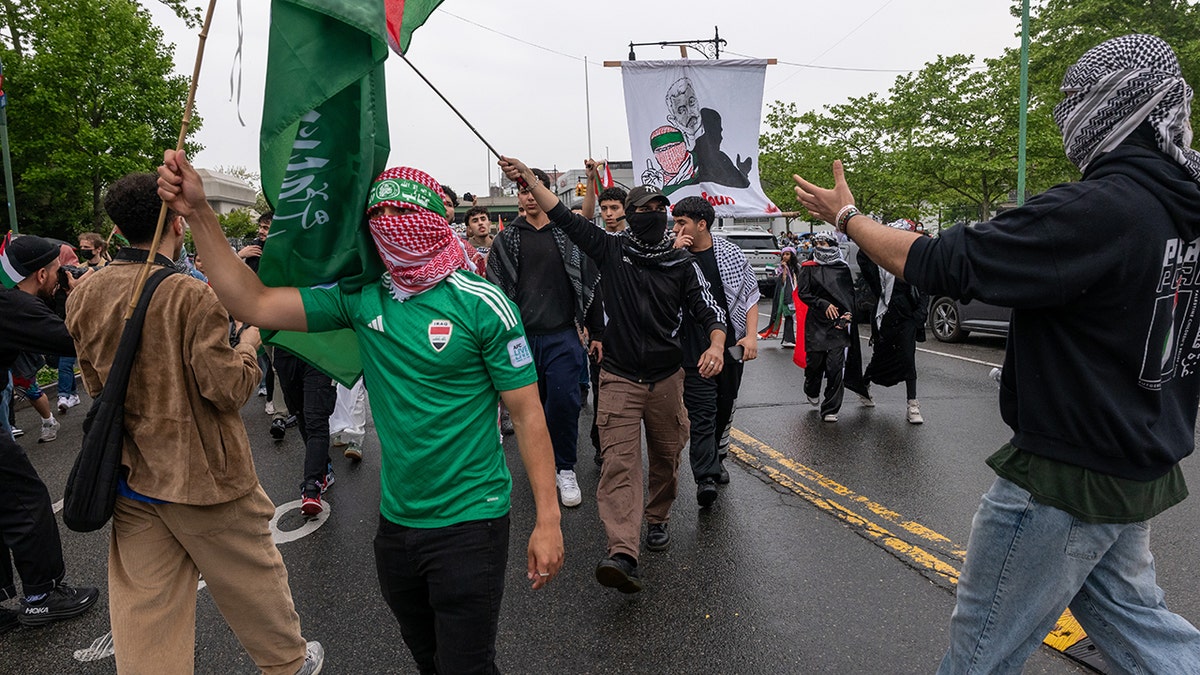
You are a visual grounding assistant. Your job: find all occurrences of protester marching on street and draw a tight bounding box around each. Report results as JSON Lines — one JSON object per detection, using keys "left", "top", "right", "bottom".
{"left": 67, "top": 173, "right": 322, "bottom": 674}
{"left": 499, "top": 155, "right": 726, "bottom": 594}
{"left": 856, "top": 219, "right": 928, "bottom": 424}
{"left": 775, "top": 246, "right": 800, "bottom": 348}
{"left": 580, "top": 159, "right": 629, "bottom": 466}
{"left": 159, "top": 153, "right": 563, "bottom": 674}
{"left": 797, "top": 233, "right": 856, "bottom": 423}
{"left": 330, "top": 378, "right": 369, "bottom": 462}
{"left": 794, "top": 33, "right": 1200, "bottom": 673}
{"left": 671, "top": 195, "right": 759, "bottom": 507}
{"left": 487, "top": 168, "right": 598, "bottom": 509}
{"left": 272, "top": 348, "right": 338, "bottom": 516}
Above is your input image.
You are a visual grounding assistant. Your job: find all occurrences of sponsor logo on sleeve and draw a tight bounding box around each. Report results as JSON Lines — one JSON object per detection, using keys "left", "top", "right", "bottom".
{"left": 507, "top": 337, "right": 533, "bottom": 368}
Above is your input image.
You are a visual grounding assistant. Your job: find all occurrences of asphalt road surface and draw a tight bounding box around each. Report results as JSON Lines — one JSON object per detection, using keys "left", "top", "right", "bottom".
{"left": 8, "top": 307, "right": 1198, "bottom": 673}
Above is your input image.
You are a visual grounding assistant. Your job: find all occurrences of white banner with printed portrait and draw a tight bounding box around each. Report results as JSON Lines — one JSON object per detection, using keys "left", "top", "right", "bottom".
{"left": 620, "top": 59, "right": 779, "bottom": 217}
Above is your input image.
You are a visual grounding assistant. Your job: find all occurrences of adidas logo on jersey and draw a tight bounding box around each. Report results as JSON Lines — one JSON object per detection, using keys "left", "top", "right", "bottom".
{"left": 368, "top": 315, "right": 385, "bottom": 332}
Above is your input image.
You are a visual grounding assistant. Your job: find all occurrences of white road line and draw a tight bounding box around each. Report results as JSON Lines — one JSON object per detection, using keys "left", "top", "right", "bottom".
{"left": 915, "top": 345, "right": 1002, "bottom": 368}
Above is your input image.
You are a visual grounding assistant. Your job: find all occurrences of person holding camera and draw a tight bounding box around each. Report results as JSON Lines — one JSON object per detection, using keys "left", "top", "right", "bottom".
{"left": 0, "top": 233, "right": 99, "bottom": 631}
{"left": 798, "top": 232, "right": 856, "bottom": 423}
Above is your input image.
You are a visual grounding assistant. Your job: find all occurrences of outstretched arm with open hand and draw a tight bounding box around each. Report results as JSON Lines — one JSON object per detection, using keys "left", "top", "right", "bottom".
{"left": 792, "top": 160, "right": 919, "bottom": 280}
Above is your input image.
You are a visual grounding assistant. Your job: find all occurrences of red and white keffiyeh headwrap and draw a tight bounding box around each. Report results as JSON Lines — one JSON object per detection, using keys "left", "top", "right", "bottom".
{"left": 366, "top": 167, "right": 472, "bottom": 300}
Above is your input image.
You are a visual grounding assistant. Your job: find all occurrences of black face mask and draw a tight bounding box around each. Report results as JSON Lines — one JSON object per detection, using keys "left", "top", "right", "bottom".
{"left": 78, "top": 249, "right": 96, "bottom": 261}
{"left": 626, "top": 210, "right": 669, "bottom": 244}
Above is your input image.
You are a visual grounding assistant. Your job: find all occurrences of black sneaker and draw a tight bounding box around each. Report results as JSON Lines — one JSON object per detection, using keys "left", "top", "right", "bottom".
{"left": 18, "top": 582, "right": 99, "bottom": 627}
{"left": 595, "top": 555, "right": 642, "bottom": 594}
{"left": 0, "top": 607, "right": 18, "bottom": 635}
{"left": 270, "top": 417, "right": 286, "bottom": 440}
{"left": 697, "top": 479, "right": 718, "bottom": 509}
{"left": 285, "top": 414, "right": 298, "bottom": 428}
{"left": 716, "top": 458, "right": 730, "bottom": 485}
{"left": 646, "top": 522, "right": 670, "bottom": 551}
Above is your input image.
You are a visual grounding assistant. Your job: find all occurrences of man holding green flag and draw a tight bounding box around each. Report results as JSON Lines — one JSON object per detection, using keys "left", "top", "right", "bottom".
{"left": 258, "top": 0, "right": 444, "bottom": 384}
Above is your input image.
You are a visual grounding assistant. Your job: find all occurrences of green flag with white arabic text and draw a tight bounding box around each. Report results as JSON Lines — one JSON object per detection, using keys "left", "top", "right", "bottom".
{"left": 259, "top": 0, "right": 391, "bottom": 386}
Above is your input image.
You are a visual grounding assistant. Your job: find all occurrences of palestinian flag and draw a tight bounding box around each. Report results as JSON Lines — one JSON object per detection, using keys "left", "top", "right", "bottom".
{"left": 0, "top": 231, "right": 20, "bottom": 288}
{"left": 385, "top": 0, "right": 446, "bottom": 54}
{"left": 591, "top": 161, "right": 613, "bottom": 197}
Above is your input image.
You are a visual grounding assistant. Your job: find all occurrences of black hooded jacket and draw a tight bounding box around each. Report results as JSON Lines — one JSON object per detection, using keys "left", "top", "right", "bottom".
{"left": 797, "top": 261, "right": 855, "bottom": 351}
{"left": 0, "top": 288, "right": 76, "bottom": 371}
{"left": 905, "top": 132, "right": 1200, "bottom": 481}
{"left": 545, "top": 203, "right": 726, "bottom": 383}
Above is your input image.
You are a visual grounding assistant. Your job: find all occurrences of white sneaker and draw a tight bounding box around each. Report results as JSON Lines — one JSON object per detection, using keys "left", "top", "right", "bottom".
{"left": 822, "top": 413, "right": 838, "bottom": 423}
{"left": 343, "top": 442, "right": 363, "bottom": 462}
{"left": 67, "top": 394, "right": 80, "bottom": 409}
{"left": 858, "top": 392, "right": 875, "bottom": 408}
{"left": 780, "top": 341, "right": 795, "bottom": 348}
{"left": 57, "top": 396, "right": 68, "bottom": 413}
{"left": 264, "top": 401, "right": 276, "bottom": 415}
{"left": 38, "top": 417, "right": 59, "bottom": 443}
{"left": 295, "top": 640, "right": 324, "bottom": 675}
{"left": 806, "top": 396, "right": 819, "bottom": 406}
{"left": 907, "top": 399, "right": 924, "bottom": 425}
{"left": 556, "top": 469, "right": 582, "bottom": 507}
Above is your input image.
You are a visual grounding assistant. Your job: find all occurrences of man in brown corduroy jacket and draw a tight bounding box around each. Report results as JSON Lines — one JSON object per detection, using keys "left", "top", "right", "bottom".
{"left": 66, "top": 173, "right": 323, "bottom": 675}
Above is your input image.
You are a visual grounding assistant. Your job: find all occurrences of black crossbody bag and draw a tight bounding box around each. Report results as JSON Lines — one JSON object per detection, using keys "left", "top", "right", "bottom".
{"left": 63, "top": 267, "right": 176, "bottom": 533}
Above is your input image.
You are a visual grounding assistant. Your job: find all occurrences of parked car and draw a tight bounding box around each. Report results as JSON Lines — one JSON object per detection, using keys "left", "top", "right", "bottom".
{"left": 712, "top": 225, "right": 780, "bottom": 296}
{"left": 927, "top": 296, "right": 1011, "bottom": 342}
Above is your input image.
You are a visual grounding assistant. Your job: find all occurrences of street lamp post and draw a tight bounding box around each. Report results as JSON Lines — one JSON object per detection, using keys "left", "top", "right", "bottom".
{"left": 0, "top": 57, "right": 17, "bottom": 233}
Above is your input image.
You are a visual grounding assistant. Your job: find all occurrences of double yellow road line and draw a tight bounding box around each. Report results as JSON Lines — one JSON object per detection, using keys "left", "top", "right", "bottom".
{"left": 726, "top": 427, "right": 1089, "bottom": 654}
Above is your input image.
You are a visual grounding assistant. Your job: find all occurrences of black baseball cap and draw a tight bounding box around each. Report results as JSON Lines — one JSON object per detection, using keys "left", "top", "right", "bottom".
{"left": 625, "top": 186, "right": 669, "bottom": 211}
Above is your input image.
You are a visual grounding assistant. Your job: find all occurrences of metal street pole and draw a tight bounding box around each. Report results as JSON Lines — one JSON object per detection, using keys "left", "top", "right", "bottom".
{"left": 0, "top": 57, "right": 18, "bottom": 233}
{"left": 1017, "top": 0, "right": 1030, "bottom": 206}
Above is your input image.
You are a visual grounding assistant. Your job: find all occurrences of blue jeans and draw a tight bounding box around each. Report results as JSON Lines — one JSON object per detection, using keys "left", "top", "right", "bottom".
{"left": 0, "top": 371, "right": 12, "bottom": 436}
{"left": 374, "top": 514, "right": 509, "bottom": 674}
{"left": 56, "top": 356, "right": 77, "bottom": 397}
{"left": 938, "top": 477, "right": 1200, "bottom": 674}
{"left": 528, "top": 329, "right": 585, "bottom": 471}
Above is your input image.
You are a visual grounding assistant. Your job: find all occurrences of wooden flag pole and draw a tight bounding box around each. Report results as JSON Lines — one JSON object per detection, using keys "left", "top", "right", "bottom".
{"left": 125, "top": 0, "right": 218, "bottom": 319}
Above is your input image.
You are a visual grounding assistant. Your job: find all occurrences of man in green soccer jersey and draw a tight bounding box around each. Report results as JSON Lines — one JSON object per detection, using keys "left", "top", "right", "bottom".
{"left": 158, "top": 154, "right": 563, "bottom": 674}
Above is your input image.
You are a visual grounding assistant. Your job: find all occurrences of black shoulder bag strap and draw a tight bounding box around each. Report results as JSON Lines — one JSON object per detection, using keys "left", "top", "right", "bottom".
{"left": 63, "top": 267, "right": 177, "bottom": 532}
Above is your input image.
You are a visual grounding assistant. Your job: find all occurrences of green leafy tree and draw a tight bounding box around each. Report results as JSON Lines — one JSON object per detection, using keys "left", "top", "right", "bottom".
{"left": 1014, "top": 0, "right": 1200, "bottom": 186}
{"left": 0, "top": 0, "right": 200, "bottom": 240}
{"left": 217, "top": 208, "right": 257, "bottom": 240}
{"left": 214, "top": 164, "right": 271, "bottom": 215}
{"left": 759, "top": 1, "right": 1200, "bottom": 228}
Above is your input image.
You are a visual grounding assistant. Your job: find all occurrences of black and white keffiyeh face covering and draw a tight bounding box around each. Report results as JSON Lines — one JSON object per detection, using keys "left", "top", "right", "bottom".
{"left": 1053, "top": 34, "right": 1200, "bottom": 184}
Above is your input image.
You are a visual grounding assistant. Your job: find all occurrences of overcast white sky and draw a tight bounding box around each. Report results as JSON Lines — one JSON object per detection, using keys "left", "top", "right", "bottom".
{"left": 146, "top": 0, "right": 1021, "bottom": 198}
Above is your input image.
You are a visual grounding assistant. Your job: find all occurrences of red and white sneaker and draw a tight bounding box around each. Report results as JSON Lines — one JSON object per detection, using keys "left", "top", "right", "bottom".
{"left": 300, "top": 482, "right": 324, "bottom": 516}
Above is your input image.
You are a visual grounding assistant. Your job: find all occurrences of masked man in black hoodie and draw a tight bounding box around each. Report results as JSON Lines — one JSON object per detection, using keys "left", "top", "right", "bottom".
{"left": 499, "top": 156, "right": 726, "bottom": 594}
{"left": 795, "top": 34, "right": 1200, "bottom": 672}
{"left": 797, "top": 233, "right": 856, "bottom": 423}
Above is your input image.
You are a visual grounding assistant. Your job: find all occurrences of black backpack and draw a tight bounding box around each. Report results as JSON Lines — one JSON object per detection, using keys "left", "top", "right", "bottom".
{"left": 63, "top": 268, "right": 176, "bottom": 532}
